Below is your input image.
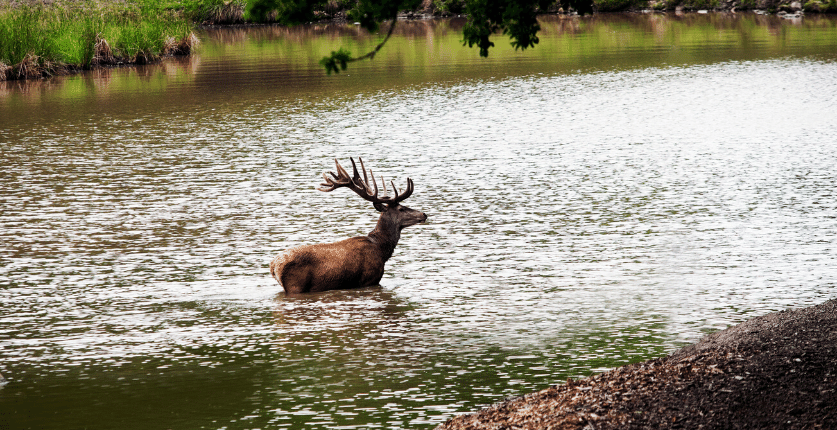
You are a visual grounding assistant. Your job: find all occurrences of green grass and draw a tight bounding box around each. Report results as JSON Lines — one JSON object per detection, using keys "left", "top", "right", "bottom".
{"left": 0, "top": 1, "right": 197, "bottom": 80}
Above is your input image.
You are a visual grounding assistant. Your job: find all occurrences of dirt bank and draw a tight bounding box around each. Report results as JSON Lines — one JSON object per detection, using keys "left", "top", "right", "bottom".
{"left": 437, "top": 298, "right": 837, "bottom": 429}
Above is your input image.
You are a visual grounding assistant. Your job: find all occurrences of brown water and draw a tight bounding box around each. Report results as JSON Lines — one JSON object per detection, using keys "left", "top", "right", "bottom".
{"left": 1, "top": 13, "right": 836, "bottom": 430}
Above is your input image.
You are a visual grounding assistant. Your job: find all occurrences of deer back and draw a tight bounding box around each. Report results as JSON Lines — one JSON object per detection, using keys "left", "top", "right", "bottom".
{"left": 271, "top": 237, "right": 387, "bottom": 294}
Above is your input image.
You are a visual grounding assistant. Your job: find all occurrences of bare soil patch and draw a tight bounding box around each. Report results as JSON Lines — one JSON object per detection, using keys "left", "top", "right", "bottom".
{"left": 438, "top": 299, "right": 837, "bottom": 430}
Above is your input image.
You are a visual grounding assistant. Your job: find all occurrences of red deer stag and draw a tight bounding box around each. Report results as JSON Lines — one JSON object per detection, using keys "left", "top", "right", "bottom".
{"left": 270, "top": 158, "right": 427, "bottom": 294}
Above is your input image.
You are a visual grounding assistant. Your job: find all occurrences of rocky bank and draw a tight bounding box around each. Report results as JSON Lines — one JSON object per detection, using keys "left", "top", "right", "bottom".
{"left": 437, "top": 299, "right": 837, "bottom": 429}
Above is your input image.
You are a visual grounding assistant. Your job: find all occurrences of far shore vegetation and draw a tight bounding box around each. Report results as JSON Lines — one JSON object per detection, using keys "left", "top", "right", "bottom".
{"left": 2, "top": 0, "right": 836, "bottom": 81}
{"left": 0, "top": 0, "right": 206, "bottom": 81}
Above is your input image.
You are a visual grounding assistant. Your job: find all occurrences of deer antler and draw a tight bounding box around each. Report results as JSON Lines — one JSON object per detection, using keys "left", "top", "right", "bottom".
{"left": 318, "top": 157, "right": 413, "bottom": 206}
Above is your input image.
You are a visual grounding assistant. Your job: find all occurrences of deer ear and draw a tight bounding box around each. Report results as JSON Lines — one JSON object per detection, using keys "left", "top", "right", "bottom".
{"left": 373, "top": 202, "right": 386, "bottom": 212}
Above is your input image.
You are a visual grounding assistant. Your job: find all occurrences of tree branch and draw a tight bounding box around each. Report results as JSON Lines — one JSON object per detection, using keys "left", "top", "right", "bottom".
{"left": 319, "top": 13, "right": 398, "bottom": 74}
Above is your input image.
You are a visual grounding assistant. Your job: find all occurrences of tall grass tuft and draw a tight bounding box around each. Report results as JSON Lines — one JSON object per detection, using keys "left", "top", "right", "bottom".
{"left": 184, "top": 0, "right": 247, "bottom": 24}
{"left": 0, "top": 3, "right": 197, "bottom": 81}
{"left": 0, "top": 7, "right": 60, "bottom": 78}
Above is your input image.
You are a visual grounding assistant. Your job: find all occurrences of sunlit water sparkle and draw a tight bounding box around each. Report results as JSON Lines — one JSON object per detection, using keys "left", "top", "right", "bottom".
{"left": 1, "top": 14, "right": 836, "bottom": 430}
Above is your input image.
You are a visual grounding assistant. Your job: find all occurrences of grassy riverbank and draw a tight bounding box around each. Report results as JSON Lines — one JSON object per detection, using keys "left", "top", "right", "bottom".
{"left": 0, "top": 1, "right": 200, "bottom": 81}
{"left": 429, "top": 0, "right": 837, "bottom": 13}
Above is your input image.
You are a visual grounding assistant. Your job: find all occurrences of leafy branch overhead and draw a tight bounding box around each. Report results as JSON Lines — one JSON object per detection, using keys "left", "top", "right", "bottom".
{"left": 318, "top": 3, "right": 401, "bottom": 75}
{"left": 463, "top": 0, "right": 550, "bottom": 57}
{"left": 245, "top": 0, "right": 593, "bottom": 73}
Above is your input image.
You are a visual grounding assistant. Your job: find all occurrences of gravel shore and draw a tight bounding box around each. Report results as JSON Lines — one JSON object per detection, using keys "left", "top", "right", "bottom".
{"left": 437, "top": 298, "right": 837, "bottom": 429}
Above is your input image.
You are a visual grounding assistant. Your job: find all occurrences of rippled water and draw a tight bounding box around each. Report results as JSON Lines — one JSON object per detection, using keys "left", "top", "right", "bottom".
{"left": 1, "top": 13, "right": 837, "bottom": 430}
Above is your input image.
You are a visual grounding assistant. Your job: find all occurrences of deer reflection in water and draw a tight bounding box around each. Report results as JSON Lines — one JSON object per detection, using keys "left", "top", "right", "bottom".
{"left": 270, "top": 158, "right": 427, "bottom": 295}
{"left": 271, "top": 286, "right": 409, "bottom": 327}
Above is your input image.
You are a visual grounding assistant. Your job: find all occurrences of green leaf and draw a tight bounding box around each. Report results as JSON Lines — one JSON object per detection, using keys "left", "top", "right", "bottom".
{"left": 319, "top": 47, "right": 352, "bottom": 74}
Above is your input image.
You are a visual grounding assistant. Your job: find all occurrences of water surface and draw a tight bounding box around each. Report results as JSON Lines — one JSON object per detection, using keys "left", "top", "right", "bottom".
{"left": 1, "top": 13, "right": 836, "bottom": 430}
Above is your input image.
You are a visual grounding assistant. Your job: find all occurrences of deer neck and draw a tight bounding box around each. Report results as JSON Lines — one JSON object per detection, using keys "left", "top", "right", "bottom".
{"left": 368, "top": 214, "right": 401, "bottom": 262}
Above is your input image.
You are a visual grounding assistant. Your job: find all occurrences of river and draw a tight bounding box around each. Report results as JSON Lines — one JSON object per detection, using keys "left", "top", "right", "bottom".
{"left": 1, "top": 13, "right": 836, "bottom": 430}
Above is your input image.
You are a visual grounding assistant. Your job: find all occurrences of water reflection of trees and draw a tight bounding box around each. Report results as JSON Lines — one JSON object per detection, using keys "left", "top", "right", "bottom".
{"left": 0, "top": 56, "right": 200, "bottom": 106}
{"left": 204, "top": 16, "right": 596, "bottom": 46}
{"left": 202, "top": 13, "right": 836, "bottom": 58}
{"left": 204, "top": 19, "right": 461, "bottom": 45}
{"left": 5, "top": 14, "right": 836, "bottom": 108}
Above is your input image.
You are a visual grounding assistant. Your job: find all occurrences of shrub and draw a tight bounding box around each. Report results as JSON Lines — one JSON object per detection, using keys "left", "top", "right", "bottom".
{"left": 812, "top": 0, "right": 837, "bottom": 11}
{"left": 594, "top": 0, "right": 644, "bottom": 11}
{"left": 432, "top": 0, "right": 466, "bottom": 14}
{"left": 184, "top": 0, "right": 247, "bottom": 24}
{"left": 682, "top": 0, "right": 720, "bottom": 9}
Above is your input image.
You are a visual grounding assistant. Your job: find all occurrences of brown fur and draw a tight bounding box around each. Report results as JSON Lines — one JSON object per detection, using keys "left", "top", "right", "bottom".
{"left": 270, "top": 237, "right": 386, "bottom": 293}
{"left": 270, "top": 203, "right": 426, "bottom": 295}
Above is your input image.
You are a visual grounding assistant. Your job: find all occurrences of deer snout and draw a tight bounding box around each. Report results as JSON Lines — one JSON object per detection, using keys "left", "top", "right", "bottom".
{"left": 400, "top": 210, "right": 427, "bottom": 229}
